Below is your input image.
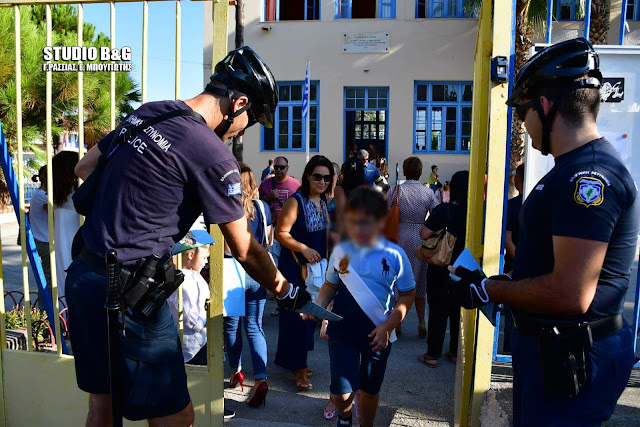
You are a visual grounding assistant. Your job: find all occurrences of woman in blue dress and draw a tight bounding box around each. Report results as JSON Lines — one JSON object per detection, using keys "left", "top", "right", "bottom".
{"left": 275, "top": 155, "right": 334, "bottom": 390}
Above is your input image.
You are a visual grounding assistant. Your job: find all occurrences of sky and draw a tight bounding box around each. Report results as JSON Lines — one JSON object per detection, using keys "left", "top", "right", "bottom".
{"left": 82, "top": 1, "right": 206, "bottom": 106}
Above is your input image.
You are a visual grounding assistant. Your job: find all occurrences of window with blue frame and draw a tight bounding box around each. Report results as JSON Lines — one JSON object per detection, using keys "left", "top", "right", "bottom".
{"left": 335, "top": 0, "right": 395, "bottom": 19}
{"left": 416, "top": 0, "right": 476, "bottom": 18}
{"left": 264, "top": 0, "right": 320, "bottom": 21}
{"left": 556, "top": 0, "right": 580, "bottom": 20}
{"left": 627, "top": 0, "right": 639, "bottom": 20}
{"left": 414, "top": 82, "right": 472, "bottom": 154}
{"left": 263, "top": 82, "right": 319, "bottom": 152}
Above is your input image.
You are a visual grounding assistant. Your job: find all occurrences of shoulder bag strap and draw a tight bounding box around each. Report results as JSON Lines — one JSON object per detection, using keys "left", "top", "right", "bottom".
{"left": 323, "top": 197, "right": 330, "bottom": 259}
{"left": 105, "top": 109, "right": 206, "bottom": 159}
{"left": 256, "top": 200, "right": 269, "bottom": 246}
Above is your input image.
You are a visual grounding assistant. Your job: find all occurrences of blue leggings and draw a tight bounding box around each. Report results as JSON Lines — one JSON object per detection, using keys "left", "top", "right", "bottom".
{"left": 223, "top": 276, "right": 268, "bottom": 380}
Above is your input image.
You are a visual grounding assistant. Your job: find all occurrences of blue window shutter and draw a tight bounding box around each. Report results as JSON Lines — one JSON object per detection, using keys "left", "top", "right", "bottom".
{"left": 380, "top": 0, "right": 396, "bottom": 18}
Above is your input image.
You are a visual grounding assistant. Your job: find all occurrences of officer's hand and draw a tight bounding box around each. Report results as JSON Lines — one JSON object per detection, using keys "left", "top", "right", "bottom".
{"left": 448, "top": 266, "right": 489, "bottom": 309}
{"left": 277, "top": 284, "right": 311, "bottom": 312}
{"left": 448, "top": 266, "right": 511, "bottom": 309}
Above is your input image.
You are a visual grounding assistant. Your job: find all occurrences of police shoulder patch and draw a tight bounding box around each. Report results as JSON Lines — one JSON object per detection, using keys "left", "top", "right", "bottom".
{"left": 574, "top": 176, "right": 604, "bottom": 208}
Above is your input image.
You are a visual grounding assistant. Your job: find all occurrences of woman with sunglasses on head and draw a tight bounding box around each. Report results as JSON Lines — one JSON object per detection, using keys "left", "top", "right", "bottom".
{"left": 274, "top": 155, "right": 334, "bottom": 391}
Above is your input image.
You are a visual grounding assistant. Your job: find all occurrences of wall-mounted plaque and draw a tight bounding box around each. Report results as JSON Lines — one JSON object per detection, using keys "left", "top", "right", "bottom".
{"left": 343, "top": 32, "right": 390, "bottom": 54}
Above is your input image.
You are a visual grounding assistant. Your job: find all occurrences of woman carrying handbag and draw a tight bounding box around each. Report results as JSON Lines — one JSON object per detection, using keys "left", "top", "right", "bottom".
{"left": 417, "top": 171, "right": 469, "bottom": 368}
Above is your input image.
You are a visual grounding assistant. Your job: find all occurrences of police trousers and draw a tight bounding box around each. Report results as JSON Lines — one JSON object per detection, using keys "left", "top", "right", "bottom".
{"left": 511, "top": 321, "right": 635, "bottom": 426}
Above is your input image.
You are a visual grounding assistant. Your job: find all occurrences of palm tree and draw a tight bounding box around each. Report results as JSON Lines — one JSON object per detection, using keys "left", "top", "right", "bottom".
{"left": 589, "top": 0, "right": 610, "bottom": 44}
{"left": 465, "top": 0, "right": 610, "bottom": 176}
{"left": 465, "top": 0, "right": 546, "bottom": 173}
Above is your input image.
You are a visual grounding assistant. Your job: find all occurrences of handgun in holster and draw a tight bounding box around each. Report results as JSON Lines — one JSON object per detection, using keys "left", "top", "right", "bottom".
{"left": 537, "top": 324, "right": 593, "bottom": 400}
{"left": 120, "top": 254, "right": 184, "bottom": 318}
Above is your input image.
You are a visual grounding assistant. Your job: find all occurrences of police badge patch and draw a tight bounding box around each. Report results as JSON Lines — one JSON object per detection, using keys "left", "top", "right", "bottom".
{"left": 574, "top": 177, "right": 604, "bottom": 207}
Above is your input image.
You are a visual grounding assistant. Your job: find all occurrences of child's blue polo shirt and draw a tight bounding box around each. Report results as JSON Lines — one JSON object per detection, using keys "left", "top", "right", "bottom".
{"left": 326, "top": 238, "right": 415, "bottom": 339}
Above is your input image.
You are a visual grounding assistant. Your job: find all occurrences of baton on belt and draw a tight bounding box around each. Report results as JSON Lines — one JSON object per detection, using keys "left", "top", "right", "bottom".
{"left": 105, "top": 250, "right": 124, "bottom": 427}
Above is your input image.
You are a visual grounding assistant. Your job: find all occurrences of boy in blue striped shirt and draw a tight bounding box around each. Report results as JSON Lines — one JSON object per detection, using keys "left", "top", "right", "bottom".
{"left": 316, "top": 186, "right": 416, "bottom": 427}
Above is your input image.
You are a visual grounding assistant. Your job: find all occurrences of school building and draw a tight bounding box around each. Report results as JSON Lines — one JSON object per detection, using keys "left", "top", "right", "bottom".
{"left": 203, "top": 0, "right": 638, "bottom": 183}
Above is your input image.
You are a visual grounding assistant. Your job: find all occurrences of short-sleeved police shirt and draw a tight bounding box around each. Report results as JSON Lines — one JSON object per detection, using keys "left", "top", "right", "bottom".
{"left": 83, "top": 100, "right": 245, "bottom": 264}
{"left": 513, "top": 138, "right": 640, "bottom": 321}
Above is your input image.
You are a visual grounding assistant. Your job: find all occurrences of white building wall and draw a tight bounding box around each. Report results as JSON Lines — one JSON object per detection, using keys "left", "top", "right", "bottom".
{"left": 204, "top": 0, "right": 477, "bottom": 183}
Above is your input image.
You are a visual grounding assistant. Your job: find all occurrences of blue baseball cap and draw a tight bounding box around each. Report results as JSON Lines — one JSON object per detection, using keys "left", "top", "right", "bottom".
{"left": 172, "top": 225, "right": 215, "bottom": 255}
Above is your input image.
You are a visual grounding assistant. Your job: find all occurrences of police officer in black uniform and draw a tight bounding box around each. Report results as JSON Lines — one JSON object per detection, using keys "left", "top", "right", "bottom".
{"left": 450, "top": 38, "right": 640, "bottom": 425}
{"left": 66, "top": 47, "right": 310, "bottom": 425}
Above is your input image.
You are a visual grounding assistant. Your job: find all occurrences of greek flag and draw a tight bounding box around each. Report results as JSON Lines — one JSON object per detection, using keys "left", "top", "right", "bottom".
{"left": 302, "top": 60, "right": 310, "bottom": 119}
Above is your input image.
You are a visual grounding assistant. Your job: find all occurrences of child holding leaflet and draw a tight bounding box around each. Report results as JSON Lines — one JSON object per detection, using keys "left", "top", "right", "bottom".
{"left": 316, "top": 186, "right": 416, "bottom": 427}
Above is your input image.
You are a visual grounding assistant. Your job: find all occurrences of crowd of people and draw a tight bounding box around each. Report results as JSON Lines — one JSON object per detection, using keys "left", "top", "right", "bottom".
{"left": 53, "top": 41, "right": 638, "bottom": 427}
{"left": 194, "top": 150, "right": 468, "bottom": 423}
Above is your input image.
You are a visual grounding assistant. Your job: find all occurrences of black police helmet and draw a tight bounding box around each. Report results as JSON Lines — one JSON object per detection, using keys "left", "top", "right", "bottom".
{"left": 507, "top": 37, "right": 602, "bottom": 107}
{"left": 207, "top": 46, "right": 278, "bottom": 129}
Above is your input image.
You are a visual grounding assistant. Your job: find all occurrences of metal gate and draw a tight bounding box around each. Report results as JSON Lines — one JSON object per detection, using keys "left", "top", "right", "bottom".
{"left": 0, "top": 0, "right": 229, "bottom": 424}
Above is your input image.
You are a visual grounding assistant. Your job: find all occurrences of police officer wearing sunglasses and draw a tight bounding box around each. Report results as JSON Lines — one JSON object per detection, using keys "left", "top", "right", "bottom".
{"left": 450, "top": 38, "right": 639, "bottom": 425}
{"left": 66, "top": 47, "right": 311, "bottom": 425}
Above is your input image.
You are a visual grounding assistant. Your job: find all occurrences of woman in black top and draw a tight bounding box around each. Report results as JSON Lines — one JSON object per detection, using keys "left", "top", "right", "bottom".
{"left": 417, "top": 171, "right": 469, "bottom": 368}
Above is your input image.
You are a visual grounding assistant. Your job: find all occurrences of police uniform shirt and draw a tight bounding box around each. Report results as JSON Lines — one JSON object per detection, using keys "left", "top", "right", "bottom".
{"left": 325, "top": 239, "right": 416, "bottom": 339}
{"left": 83, "top": 100, "right": 245, "bottom": 264}
{"left": 513, "top": 138, "right": 640, "bottom": 321}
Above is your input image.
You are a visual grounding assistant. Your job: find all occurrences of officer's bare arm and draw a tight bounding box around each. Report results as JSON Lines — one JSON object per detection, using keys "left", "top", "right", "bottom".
{"left": 219, "top": 216, "right": 290, "bottom": 298}
{"left": 75, "top": 144, "right": 102, "bottom": 180}
{"left": 486, "top": 236, "right": 607, "bottom": 316}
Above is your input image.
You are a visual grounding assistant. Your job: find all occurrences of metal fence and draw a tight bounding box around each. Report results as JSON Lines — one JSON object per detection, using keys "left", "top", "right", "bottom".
{"left": 0, "top": 0, "right": 228, "bottom": 424}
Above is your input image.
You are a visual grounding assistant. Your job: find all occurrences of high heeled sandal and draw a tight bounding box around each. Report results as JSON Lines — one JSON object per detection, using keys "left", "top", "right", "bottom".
{"left": 323, "top": 400, "right": 336, "bottom": 420}
{"left": 247, "top": 381, "right": 269, "bottom": 407}
{"left": 230, "top": 371, "right": 245, "bottom": 391}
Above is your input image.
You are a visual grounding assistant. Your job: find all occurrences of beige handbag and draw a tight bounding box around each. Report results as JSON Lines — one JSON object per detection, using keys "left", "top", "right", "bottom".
{"left": 414, "top": 205, "right": 457, "bottom": 267}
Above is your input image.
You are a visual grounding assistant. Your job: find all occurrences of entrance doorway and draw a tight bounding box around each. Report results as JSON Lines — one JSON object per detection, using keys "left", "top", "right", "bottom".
{"left": 344, "top": 87, "right": 389, "bottom": 164}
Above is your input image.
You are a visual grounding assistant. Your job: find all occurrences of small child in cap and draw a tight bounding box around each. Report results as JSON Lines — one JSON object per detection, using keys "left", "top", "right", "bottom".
{"left": 167, "top": 225, "right": 214, "bottom": 365}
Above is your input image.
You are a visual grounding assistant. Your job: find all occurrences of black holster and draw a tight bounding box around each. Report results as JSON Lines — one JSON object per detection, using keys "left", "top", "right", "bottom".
{"left": 120, "top": 254, "right": 184, "bottom": 318}
{"left": 537, "top": 324, "right": 593, "bottom": 400}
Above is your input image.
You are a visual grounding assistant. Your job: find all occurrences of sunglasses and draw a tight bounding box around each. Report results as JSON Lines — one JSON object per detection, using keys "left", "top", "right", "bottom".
{"left": 515, "top": 102, "right": 534, "bottom": 121}
{"left": 274, "top": 165, "right": 287, "bottom": 171}
{"left": 311, "top": 173, "right": 332, "bottom": 183}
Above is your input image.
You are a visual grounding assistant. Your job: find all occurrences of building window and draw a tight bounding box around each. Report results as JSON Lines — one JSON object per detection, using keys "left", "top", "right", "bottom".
{"left": 414, "top": 82, "right": 472, "bottom": 154}
{"left": 627, "top": 0, "right": 639, "bottom": 20}
{"left": 265, "top": 0, "right": 320, "bottom": 21}
{"left": 416, "top": 0, "right": 476, "bottom": 18}
{"left": 556, "top": 0, "right": 580, "bottom": 21}
{"left": 335, "top": 0, "right": 396, "bottom": 19}
{"left": 345, "top": 87, "right": 389, "bottom": 161}
{"left": 263, "top": 82, "right": 319, "bottom": 152}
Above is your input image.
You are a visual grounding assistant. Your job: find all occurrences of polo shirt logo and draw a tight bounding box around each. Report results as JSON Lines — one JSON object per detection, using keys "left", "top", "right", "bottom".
{"left": 381, "top": 258, "right": 390, "bottom": 276}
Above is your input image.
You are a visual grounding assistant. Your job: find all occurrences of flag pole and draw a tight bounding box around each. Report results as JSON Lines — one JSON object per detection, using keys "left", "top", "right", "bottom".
{"left": 305, "top": 59, "right": 311, "bottom": 163}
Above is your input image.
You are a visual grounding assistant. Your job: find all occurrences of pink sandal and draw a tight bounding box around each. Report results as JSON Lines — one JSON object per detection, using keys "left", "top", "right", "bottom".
{"left": 324, "top": 400, "right": 336, "bottom": 420}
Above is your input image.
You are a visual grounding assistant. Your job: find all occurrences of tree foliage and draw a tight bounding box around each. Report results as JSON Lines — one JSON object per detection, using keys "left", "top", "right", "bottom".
{"left": 0, "top": 5, "right": 140, "bottom": 153}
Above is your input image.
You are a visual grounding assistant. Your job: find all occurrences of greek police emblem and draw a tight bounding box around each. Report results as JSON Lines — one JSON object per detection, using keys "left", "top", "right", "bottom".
{"left": 574, "top": 177, "right": 604, "bottom": 207}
